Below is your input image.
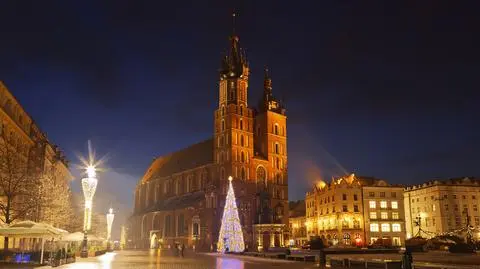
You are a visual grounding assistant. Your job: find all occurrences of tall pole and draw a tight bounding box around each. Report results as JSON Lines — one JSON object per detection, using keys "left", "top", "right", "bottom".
{"left": 81, "top": 166, "right": 98, "bottom": 258}
{"left": 106, "top": 208, "right": 115, "bottom": 251}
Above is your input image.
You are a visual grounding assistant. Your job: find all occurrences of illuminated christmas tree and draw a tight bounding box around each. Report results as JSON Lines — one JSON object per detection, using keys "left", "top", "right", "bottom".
{"left": 217, "top": 176, "right": 245, "bottom": 253}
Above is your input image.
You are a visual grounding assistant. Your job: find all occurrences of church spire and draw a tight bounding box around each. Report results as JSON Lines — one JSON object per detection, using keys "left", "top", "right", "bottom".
{"left": 232, "top": 11, "right": 236, "bottom": 37}
{"left": 259, "top": 66, "right": 286, "bottom": 114}
{"left": 264, "top": 66, "right": 272, "bottom": 93}
{"left": 220, "top": 12, "right": 248, "bottom": 79}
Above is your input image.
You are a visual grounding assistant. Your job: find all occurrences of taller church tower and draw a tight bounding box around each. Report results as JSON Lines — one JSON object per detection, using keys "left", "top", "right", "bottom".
{"left": 213, "top": 16, "right": 289, "bottom": 250}
{"left": 214, "top": 34, "right": 254, "bottom": 185}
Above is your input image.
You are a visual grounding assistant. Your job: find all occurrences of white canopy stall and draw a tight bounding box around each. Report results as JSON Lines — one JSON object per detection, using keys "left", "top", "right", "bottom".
{"left": 60, "top": 231, "right": 104, "bottom": 242}
{"left": 0, "top": 221, "right": 68, "bottom": 264}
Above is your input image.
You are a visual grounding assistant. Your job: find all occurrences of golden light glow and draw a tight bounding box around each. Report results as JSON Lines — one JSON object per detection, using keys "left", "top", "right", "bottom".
{"left": 316, "top": 180, "right": 326, "bottom": 189}
{"left": 76, "top": 140, "right": 108, "bottom": 178}
{"left": 228, "top": 176, "right": 233, "bottom": 182}
{"left": 87, "top": 165, "right": 96, "bottom": 178}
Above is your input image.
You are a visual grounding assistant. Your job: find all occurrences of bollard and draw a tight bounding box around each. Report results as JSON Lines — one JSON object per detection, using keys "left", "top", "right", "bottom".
{"left": 318, "top": 249, "right": 326, "bottom": 266}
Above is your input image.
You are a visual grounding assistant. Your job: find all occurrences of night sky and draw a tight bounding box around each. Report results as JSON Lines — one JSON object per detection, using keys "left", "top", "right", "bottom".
{"left": 1, "top": 1, "right": 479, "bottom": 238}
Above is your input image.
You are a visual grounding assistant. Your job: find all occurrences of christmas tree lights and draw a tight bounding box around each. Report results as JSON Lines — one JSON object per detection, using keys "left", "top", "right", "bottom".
{"left": 217, "top": 176, "right": 245, "bottom": 253}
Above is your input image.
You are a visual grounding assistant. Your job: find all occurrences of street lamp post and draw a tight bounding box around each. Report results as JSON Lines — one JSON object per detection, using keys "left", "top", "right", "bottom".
{"left": 106, "top": 208, "right": 115, "bottom": 251}
{"left": 81, "top": 166, "right": 98, "bottom": 258}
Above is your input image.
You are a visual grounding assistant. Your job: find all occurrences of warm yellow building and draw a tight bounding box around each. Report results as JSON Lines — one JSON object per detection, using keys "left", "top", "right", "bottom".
{"left": 404, "top": 177, "right": 480, "bottom": 241}
{"left": 305, "top": 174, "right": 405, "bottom": 247}
{"left": 363, "top": 184, "right": 406, "bottom": 247}
{"left": 0, "top": 81, "right": 72, "bottom": 246}
{"left": 289, "top": 216, "right": 307, "bottom": 247}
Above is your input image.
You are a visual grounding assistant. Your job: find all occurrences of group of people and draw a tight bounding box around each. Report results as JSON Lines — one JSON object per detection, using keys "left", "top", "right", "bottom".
{"left": 173, "top": 243, "right": 186, "bottom": 257}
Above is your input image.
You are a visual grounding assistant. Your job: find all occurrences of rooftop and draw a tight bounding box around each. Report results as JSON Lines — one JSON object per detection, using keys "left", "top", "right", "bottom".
{"left": 140, "top": 138, "right": 213, "bottom": 183}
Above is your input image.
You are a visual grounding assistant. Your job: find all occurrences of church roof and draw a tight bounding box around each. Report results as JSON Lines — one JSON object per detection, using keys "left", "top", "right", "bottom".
{"left": 134, "top": 191, "right": 206, "bottom": 215}
{"left": 141, "top": 139, "right": 213, "bottom": 183}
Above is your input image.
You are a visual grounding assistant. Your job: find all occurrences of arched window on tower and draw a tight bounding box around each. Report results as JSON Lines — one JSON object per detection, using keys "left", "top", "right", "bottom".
{"left": 275, "top": 143, "right": 279, "bottom": 154}
{"left": 240, "top": 119, "right": 243, "bottom": 130}
{"left": 221, "top": 106, "right": 225, "bottom": 116}
{"left": 256, "top": 166, "right": 267, "bottom": 187}
{"left": 240, "top": 106, "right": 243, "bottom": 116}
{"left": 241, "top": 151, "right": 245, "bottom": 163}
{"left": 230, "top": 82, "right": 235, "bottom": 100}
{"left": 276, "top": 157, "right": 280, "bottom": 169}
{"left": 276, "top": 173, "right": 282, "bottom": 184}
{"left": 241, "top": 167, "right": 246, "bottom": 181}
{"left": 220, "top": 168, "right": 225, "bottom": 180}
{"left": 240, "top": 135, "right": 244, "bottom": 146}
{"left": 274, "top": 124, "right": 279, "bottom": 135}
{"left": 221, "top": 120, "right": 225, "bottom": 132}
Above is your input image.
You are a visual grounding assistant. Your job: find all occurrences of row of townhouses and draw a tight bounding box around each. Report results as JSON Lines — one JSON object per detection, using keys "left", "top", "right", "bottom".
{"left": 0, "top": 81, "right": 73, "bottom": 249}
{"left": 289, "top": 174, "right": 480, "bottom": 247}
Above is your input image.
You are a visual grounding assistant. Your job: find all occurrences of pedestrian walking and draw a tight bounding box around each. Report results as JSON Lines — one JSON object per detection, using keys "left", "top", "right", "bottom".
{"left": 402, "top": 249, "right": 413, "bottom": 269}
{"left": 181, "top": 243, "right": 185, "bottom": 257}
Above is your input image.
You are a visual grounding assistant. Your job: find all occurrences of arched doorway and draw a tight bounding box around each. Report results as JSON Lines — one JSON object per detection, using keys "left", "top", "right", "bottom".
{"left": 274, "top": 232, "right": 281, "bottom": 247}
{"left": 150, "top": 233, "right": 158, "bottom": 249}
{"left": 262, "top": 231, "right": 270, "bottom": 251}
{"left": 343, "top": 233, "right": 351, "bottom": 245}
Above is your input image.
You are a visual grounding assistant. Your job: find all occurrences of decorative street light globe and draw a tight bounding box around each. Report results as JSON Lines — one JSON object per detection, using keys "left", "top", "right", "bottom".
{"left": 106, "top": 208, "right": 115, "bottom": 251}
{"left": 81, "top": 165, "right": 98, "bottom": 257}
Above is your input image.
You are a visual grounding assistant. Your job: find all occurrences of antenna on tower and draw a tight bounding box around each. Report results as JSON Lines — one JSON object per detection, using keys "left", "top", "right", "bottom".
{"left": 232, "top": 11, "right": 236, "bottom": 36}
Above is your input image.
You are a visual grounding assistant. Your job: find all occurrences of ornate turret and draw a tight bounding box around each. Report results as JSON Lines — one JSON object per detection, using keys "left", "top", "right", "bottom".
{"left": 259, "top": 67, "right": 286, "bottom": 114}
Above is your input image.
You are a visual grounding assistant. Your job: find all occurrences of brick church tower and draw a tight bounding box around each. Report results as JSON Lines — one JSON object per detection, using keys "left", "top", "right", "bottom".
{"left": 213, "top": 29, "right": 288, "bottom": 250}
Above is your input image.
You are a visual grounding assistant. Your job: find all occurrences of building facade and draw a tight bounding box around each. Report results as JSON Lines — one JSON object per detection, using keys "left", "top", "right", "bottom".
{"left": 129, "top": 32, "right": 289, "bottom": 251}
{"left": 404, "top": 177, "right": 480, "bottom": 241}
{"left": 289, "top": 216, "right": 307, "bottom": 247}
{"left": 305, "top": 174, "right": 406, "bottom": 247}
{"left": 363, "top": 184, "right": 405, "bottom": 247}
{"left": 0, "top": 81, "right": 72, "bottom": 247}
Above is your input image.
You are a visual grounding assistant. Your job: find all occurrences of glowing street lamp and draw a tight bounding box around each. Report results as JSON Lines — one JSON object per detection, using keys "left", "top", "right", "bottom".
{"left": 81, "top": 165, "right": 98, "bottom": 257}
{"left": 106, "top": 208, "right": 115, "bottom": 251}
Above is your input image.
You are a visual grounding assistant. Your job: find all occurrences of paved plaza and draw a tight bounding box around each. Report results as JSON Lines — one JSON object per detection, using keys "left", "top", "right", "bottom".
{"left": 25, "top": 249, "right": 480, "bottom": 269}
{"left": 50, "top": 250, "right": 321, "bottom": 269}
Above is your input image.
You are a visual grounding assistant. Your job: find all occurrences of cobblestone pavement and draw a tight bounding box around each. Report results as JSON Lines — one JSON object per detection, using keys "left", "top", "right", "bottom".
{"left": 328, "top": 251, "right": 480, "bottom": 268}
{"left": 53, "top": 250, "right": 322, "bottom": 269}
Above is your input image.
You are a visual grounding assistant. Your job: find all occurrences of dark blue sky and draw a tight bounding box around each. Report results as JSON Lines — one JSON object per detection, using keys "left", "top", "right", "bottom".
{"left": 0, "top": 0, "right": 479, "bottom": 223}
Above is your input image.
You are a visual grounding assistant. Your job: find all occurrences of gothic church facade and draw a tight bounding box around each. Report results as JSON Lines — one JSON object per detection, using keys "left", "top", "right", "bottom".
{"left": 129, "top": 32, "right": 288, "bottom": 251}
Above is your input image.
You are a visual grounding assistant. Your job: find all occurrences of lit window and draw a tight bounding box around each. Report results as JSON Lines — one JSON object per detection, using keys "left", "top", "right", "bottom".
{"left": 432, "top": 204, "right": 436, "bottom": 211}
{"left": 380, "top": 201, "right": 387, "bottom": 208}
{"left": 369, "top": 212, "right": 377, "bottom": 219}
{"left": 391, "top": 201, "right": 398, "bottom": 209}
{"left": 369, "top": 201, "right": 376, "bottom": 209}
{"left": 381, "top": 212, "right": 388, "bottom": 219}
{"left": 392, "top": 212, "right": 399, "bottom": 219}
{"left": 370, "top": 223, "right": 379, "bottom": 232}
{"left": 381, "top": 223, "right": 390, "bottom": 232}
{"left": 392, "top": 224, "right": 401, "bottom": 232}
